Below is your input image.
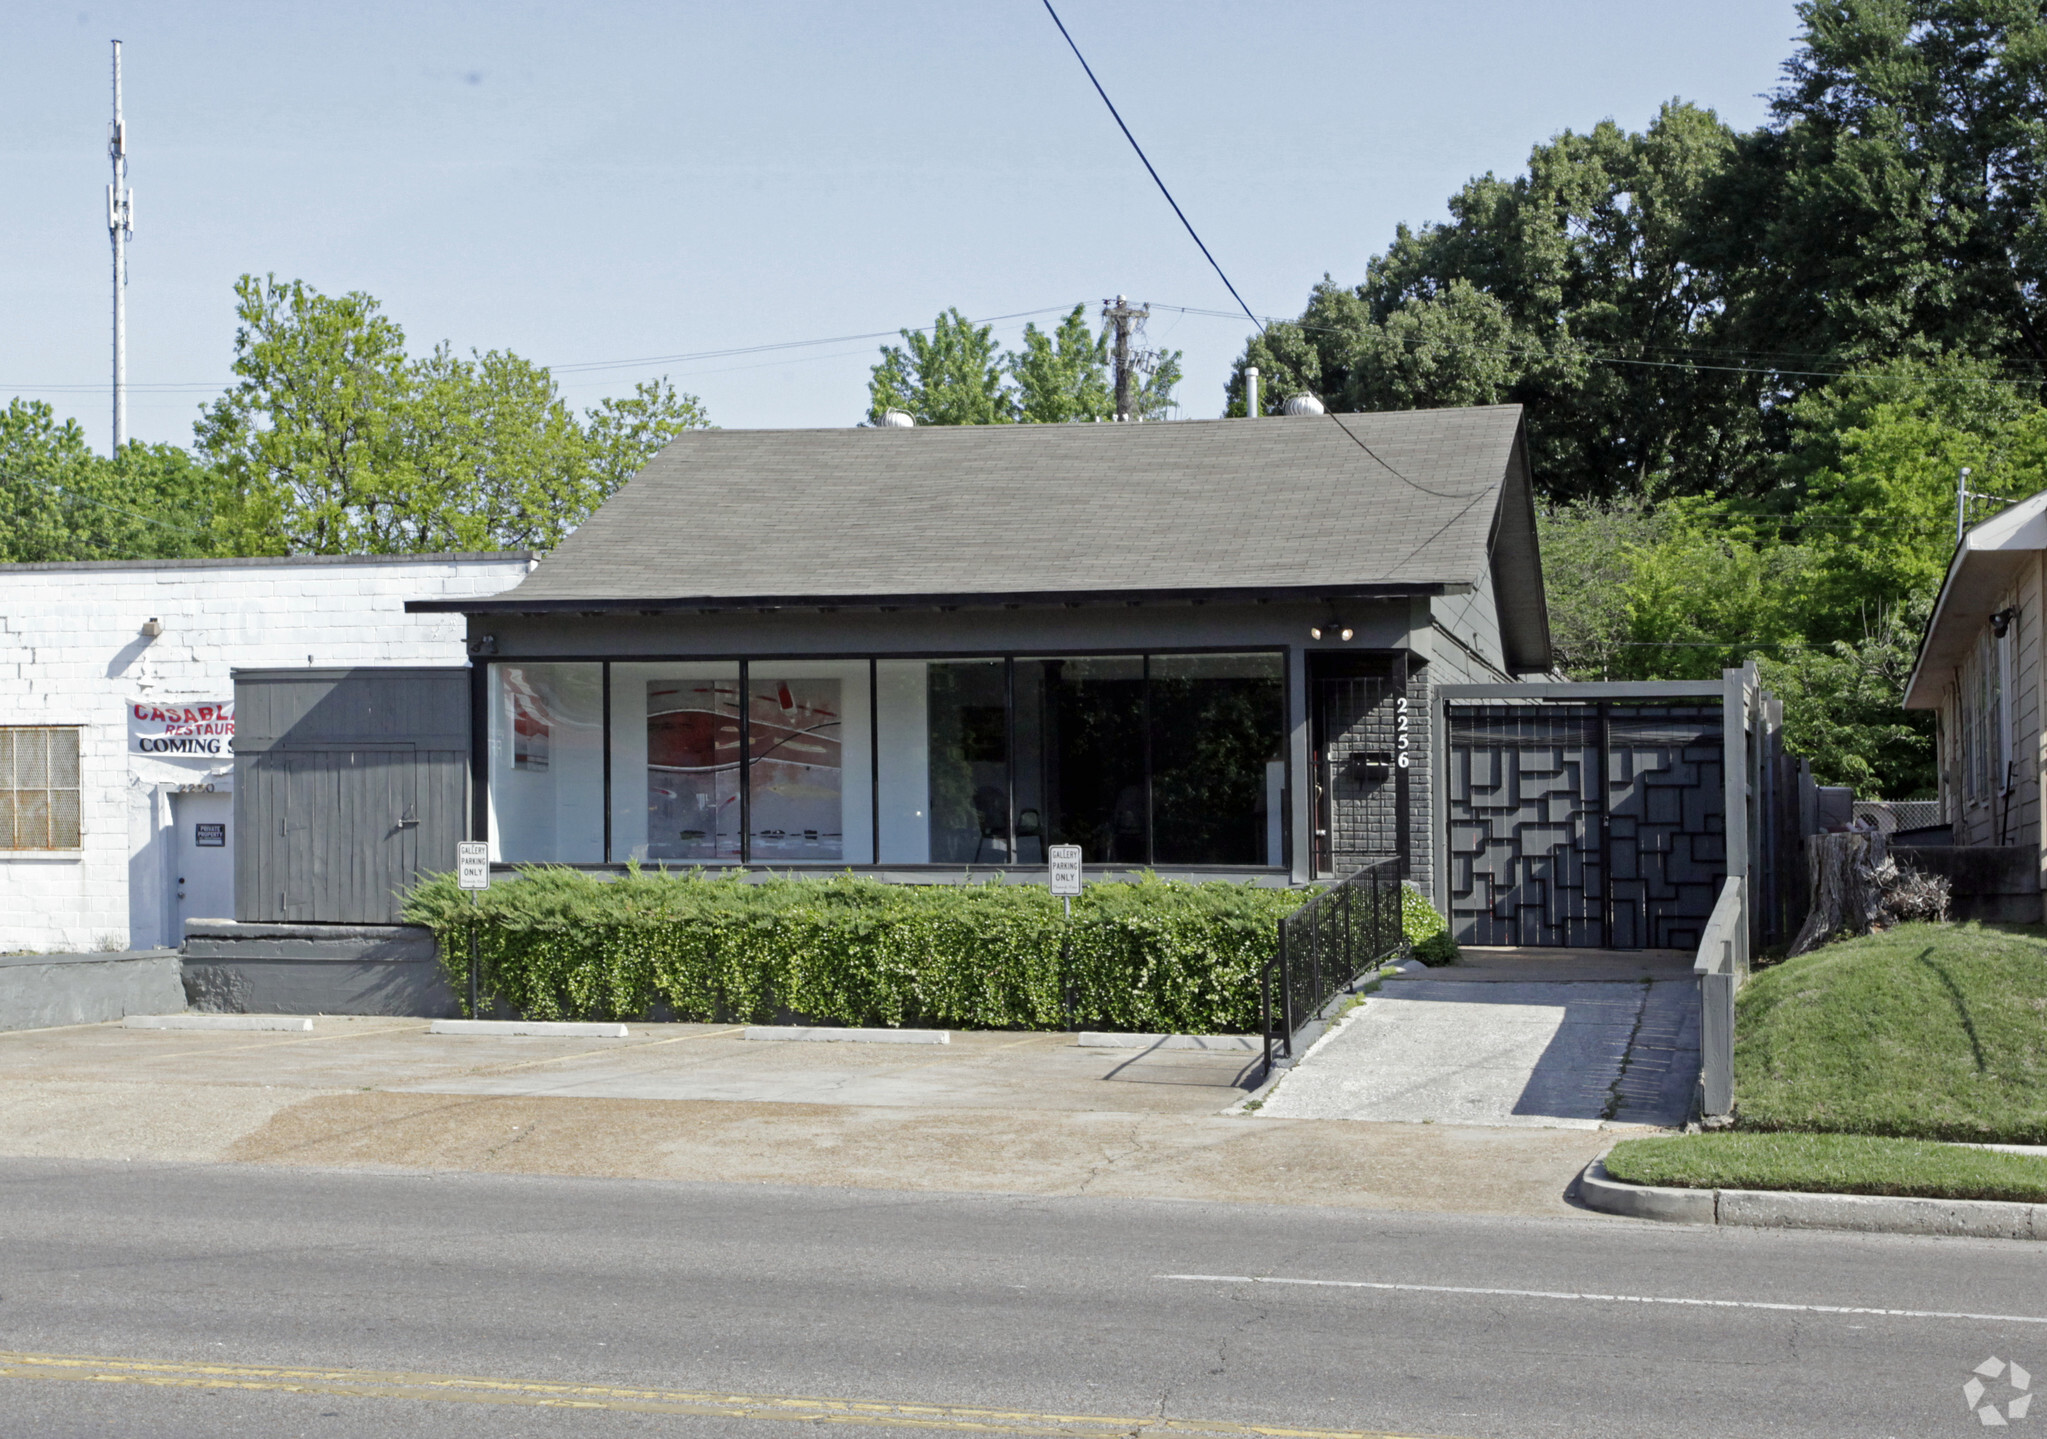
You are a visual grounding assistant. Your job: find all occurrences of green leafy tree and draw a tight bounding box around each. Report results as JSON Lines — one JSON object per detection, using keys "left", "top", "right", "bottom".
{"left": 199, "top": 276, "right": 417, "bottom": 554}
{"left": 868, "top": 308, "right": 1014, "bottom": 425}
{"left": 1228, "top": 103, "right": 1760, "bottom": 500}
{"left": 1009, "top": 305, "right": 1111, "bottom": 423}
{"left": 0, "top": 399, "right": 223, "bottom": 562}
{"left": 200, "top": 275, "right": 709, "bottom": 554}
{"left": 870, "top": 305, "right": 1181, "bottom": 425}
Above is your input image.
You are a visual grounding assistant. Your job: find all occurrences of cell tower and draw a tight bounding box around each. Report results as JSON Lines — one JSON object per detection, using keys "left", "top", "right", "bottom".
{"left": 108, "top": 39, "right": 134, "bottom": 453}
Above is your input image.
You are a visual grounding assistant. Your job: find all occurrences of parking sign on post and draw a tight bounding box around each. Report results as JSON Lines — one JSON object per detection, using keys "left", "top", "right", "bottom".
{"left": 456, "top": 841, "right": 489, "bottom": 1016}
{"left": 1048, "top": 845, "right": 1083, "bottom": 901}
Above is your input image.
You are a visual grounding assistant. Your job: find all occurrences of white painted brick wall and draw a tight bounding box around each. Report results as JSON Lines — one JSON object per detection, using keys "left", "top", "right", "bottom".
{"left": 0, "top": 555, "right": 529, "bottom": 954}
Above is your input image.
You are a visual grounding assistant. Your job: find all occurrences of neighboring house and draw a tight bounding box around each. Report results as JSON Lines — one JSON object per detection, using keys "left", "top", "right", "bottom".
{"left": 1903, "top": 491, "right": 2047, "bottom": 919}
{"left": 405, "top": 407, "right": 1552, "bottom": 892}
{"left": 0, "top": 552, "right": 533, "bottom": 953}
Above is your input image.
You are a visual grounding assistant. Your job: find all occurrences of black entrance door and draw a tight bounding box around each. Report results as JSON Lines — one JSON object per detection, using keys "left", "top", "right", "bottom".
{"left": 1445, "top": 703, "right": 1724, "bottom": 948}
{"left": 1309, "top": 653, "right": 1409, "bottom": 879}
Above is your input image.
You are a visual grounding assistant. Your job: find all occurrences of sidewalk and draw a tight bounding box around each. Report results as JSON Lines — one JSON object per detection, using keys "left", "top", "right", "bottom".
{"left": 0, "top": 1015, "right": 1618, "bottom": 1218}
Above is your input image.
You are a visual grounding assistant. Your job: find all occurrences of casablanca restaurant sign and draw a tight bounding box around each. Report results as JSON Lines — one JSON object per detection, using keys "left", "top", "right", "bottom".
{"left": 129, "top": 700, "right": 235, "bottom": 758}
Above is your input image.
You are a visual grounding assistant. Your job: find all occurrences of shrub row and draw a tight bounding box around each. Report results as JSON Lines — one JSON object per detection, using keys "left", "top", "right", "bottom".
{"left": 403, "top": 868, "right": 1457, "bottom": 1033}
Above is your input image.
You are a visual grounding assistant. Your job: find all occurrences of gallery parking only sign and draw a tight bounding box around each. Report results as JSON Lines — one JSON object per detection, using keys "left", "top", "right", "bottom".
{"left": 129, "top": 700, "right": 235, "bottom": 758}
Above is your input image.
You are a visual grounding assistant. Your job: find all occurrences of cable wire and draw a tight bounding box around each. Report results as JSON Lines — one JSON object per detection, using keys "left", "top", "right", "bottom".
{"left": 1037, "top": 0, "right": 1263, "bottom": 334}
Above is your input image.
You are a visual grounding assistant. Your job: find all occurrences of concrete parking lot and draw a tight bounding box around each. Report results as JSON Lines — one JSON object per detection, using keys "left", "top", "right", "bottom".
{"left": 0, "top": 1013, "right": 1631, "bottom": 1217}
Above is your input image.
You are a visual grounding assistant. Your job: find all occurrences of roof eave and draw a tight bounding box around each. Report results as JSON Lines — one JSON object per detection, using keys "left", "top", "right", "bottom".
{"left": 406, "top": 580, "right": 1470, "bottom": 616}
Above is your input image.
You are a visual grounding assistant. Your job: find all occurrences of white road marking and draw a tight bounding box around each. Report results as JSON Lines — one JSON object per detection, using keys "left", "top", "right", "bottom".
{"left": 1156, "top": 1274, "right": 2047, "bottom": 1325}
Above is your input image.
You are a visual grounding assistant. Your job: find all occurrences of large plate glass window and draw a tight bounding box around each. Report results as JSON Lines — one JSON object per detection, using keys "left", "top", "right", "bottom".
{"left": 924, "top": 660, "right": 1009, "bottom": 863}
{"left": 488, "top": 664, "right": 603, "bottom": 862}
{"left": 1149, "top": 652, "right": 1285, "bottom": 866}
{"left": 610, "top": 663, "right": 742, "bottom": 863}
{"left": 746, "top": 662, "right": 872, "bottom": 863}
{"left": 1015, "top": 656, "right": 1146, "bottom": 864}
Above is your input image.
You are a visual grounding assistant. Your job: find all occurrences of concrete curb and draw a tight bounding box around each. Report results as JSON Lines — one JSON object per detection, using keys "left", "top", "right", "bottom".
{"left": 1579, "top": 1158, "right": 2047, "bottom": 1239}
{"left": 123, "top": 1013, "right": 314, "bottom": 1032}
{"left": 743, "top": 1026, "right": 948, "bottom": 1045}
{"left": 430, "top": 1020, "right": 629, "bottom": 1038}
{"left": 1076, "top": 1032, "right": 1259, "bottom": 1052}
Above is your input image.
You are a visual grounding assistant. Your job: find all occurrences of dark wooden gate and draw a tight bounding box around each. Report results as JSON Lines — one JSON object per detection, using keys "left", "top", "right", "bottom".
{"left": 1445, "top": 703, "right": 1725, "bottom": 949}
{"left": 234, "top": 669, "right": 470, "bottom": 923}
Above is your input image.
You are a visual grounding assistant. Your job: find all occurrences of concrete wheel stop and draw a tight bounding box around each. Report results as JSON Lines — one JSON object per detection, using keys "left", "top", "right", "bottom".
{"left": 430, "top": 1020, "right": 630, "bottom": 1038}
{"left": 124, "top": 1014, "right": 314, "bottom": 1032}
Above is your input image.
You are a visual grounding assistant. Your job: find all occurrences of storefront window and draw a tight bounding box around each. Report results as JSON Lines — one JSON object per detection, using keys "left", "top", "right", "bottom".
{"left": 1149, "top": 653, "right": 1286, "bottom": 866}
{"left": 493, "top": 650, "right": 1286, "bottom": 870}
{"left": 925, "top": 660, "right": 1008, "bottom": 862}
{"left": 747, "top": 662, "right": 872, "bottom": 863}
{"left": 488, "top": 663, "right": 604, "bottom": 863}
{"left": 1015, "top": 656, "right": 1146, "bottom": 864}
{"left": 610, "top": 663, "right": 742, "bottom": 863}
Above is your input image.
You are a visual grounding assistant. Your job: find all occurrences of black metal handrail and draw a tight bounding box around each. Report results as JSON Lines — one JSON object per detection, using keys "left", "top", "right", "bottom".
{"left": 1262, "top": 857, "right": 1404, "bottom": 1072}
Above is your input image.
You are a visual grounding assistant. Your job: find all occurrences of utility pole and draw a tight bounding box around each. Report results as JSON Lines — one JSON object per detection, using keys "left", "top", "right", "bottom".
{"left": 108, "top": 39, "right": 134, "bottom": 455}
{"left": 1101, "top": 295, "right": 1149, "bottom": 422}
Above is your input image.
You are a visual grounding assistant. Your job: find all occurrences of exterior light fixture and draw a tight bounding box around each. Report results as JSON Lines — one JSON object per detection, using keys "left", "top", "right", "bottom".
{"left": 1991, "top": 607, "right": 2018, "bottom": 638}
{"left": 140, "top": 617, "right": 162, "bottom": 638}
{"left": 468, "top": 634, "right": 498, "bottom": 657}
{"left": 1308, "top": 624, "right": 1354, "bottom": 642}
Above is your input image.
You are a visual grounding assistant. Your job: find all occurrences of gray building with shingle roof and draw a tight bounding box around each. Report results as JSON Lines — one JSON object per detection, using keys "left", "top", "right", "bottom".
{"left": 411, "top": 406, "right": 1551, "bottom": 888}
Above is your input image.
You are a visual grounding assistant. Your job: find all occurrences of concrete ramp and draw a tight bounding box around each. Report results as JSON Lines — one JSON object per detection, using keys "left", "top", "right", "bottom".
{"left": 1259, "top": 950, "right": 1700, "bottom": 1129}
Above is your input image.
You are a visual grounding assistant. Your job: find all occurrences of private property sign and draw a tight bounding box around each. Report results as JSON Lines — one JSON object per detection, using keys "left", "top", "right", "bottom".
{"left": 128, "top": 700, "right": 234, "bottom": 757}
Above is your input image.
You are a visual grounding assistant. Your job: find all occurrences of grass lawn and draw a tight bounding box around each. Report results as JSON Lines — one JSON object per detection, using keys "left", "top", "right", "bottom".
{"left": 1603, "top": 1132, "right": 2047, "bottom": 1203}
{"left": 1734, "top": 921, "right": 2047, "bottom": 1143}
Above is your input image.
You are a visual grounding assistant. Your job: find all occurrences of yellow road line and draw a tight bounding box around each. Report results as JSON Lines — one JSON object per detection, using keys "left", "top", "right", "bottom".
{"left": 0, "top": 1351, "right": 1450, "bottom": 1439}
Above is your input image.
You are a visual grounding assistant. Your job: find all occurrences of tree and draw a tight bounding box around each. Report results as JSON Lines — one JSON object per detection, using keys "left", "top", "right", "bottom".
{"left": 868, "top": 308, "right": 1013, "bottom": 425}
{"left": 199, "top": 275, "right": 710, "bottom": 554}
{"left": 0, "top": 399, "right": 223, "bottom": 562}
{"left": 868, "top": 304, "right": 1181, "bottom": 425}
{"left": 199, "top": 276, "right": 418, "bottom": 554}
{"left": 1009, "top": 305, "right": 1111, "bottom": 423}
{"left": 1227, "top": 103, "right": 1764, "bottom": 501}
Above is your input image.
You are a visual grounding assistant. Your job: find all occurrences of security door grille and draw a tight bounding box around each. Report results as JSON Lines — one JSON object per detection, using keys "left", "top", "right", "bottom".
{"left": 1446, "top": 704, "right": 1724, "bottom": 949}
{"left": 0, "top": 726, "right": 82, "bottom": 850}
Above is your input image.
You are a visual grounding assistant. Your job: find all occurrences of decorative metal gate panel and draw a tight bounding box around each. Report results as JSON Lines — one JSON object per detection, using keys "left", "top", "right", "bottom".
{"left": 1447, "top": 703, "right": 1724, "bottom": 949}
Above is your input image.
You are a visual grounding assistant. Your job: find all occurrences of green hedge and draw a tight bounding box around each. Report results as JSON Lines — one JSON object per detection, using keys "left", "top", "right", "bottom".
{"left": 403, "top": 867, "right": 1460, "bottom": 1033}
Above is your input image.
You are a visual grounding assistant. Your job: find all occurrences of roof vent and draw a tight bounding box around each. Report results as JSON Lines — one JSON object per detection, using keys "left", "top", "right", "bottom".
{"left": 880, "top": 410, "right": 916, "bottom": 428}
{"left": 1283, "top": 393, "right": 1326, "bottom": 416}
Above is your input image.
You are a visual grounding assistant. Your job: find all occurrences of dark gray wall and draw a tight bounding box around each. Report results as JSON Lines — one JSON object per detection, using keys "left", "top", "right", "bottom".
{"left": 234, "top": 668, "right": 470, "bottom": 924}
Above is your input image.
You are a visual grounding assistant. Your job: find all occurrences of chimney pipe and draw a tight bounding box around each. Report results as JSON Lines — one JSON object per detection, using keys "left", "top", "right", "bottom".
{"left": 1245, "top": 366, "right": 1260, "bottom": 418}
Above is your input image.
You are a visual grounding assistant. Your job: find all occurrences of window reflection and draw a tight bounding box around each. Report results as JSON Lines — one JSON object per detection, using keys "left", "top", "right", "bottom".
{"left": 1016, "top": 656, "right": 1147, "bottom": 864}
{"left": 1149, "top": 653, "right": 1286, "bottom": 865}
{"left": 926, "top": 660, "right": 1007, "bottom": 862}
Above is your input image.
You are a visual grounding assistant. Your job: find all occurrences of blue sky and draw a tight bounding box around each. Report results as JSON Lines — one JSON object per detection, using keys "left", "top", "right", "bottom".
{"left": 4, "top": 1, "right": 1801, "bottom": 452}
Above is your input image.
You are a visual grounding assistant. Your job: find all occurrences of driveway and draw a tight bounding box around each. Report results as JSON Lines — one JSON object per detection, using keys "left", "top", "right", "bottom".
{"left": 1259, "top": 946, "right": 1701, "bottom": 1128}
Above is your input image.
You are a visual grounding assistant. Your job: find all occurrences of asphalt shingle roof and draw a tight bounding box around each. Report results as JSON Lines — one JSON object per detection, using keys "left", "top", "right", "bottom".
{"left": 477, "top": 406, "right": 1528, "bottom": 607}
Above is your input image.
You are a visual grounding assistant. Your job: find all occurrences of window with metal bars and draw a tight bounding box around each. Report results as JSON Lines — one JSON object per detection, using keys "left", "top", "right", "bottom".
{"left": 0, "top": 727, "right": 82, "bottom": 849}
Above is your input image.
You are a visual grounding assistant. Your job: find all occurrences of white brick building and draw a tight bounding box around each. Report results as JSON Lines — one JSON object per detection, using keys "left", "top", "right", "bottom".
{"left": 0, "top": 553, "right": 531, "bottom": 953}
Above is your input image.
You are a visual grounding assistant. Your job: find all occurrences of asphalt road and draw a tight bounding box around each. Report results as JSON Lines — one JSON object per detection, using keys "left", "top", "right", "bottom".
{"left": 0, "top": 1159, "right": 2041, "bottom": 1438}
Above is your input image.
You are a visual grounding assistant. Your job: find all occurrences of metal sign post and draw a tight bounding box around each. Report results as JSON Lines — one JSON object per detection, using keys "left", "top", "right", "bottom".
{"left": 1049, "top": 845, "right": 1083, "bottom": 1029}
{"left": 456, "top": 841, "right": 489, "bottom": 1017}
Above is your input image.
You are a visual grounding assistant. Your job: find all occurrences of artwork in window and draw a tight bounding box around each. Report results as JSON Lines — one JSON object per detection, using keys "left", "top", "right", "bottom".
{"left": 510, "top": 687, "right": 551, "bottom": 772}
{"left": 748, "top": 677, "right": 843, "bottom": 861}
{"left": 646, "top": 678, "right": 742, "bottom": 860}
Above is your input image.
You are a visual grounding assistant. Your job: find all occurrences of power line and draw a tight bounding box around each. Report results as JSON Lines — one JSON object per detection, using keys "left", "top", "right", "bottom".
{"left": 1037, "top": 1, "right": 1263, "bottom": 335}
{"left": 2, "top": 306, "right": 1082, "bottom": 395}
